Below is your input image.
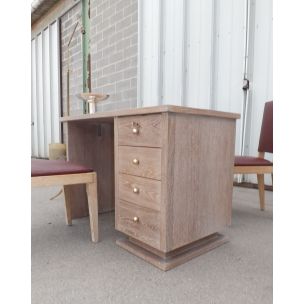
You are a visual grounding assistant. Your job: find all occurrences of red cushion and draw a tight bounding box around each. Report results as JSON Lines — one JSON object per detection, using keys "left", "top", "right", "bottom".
{"left": 234, "top": 156, "right": 273, "bottom": 167}
{"left": 31, "top": 159, "right": 93, "bottom": 177}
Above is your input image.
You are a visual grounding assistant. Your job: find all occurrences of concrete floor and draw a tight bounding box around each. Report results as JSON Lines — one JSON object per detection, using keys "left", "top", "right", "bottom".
{"left": 32, "top": 186, "right": 272, "bottom": 304}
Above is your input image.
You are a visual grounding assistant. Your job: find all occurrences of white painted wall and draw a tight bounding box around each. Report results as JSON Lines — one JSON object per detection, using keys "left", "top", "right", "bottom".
{"left": 31, "top": 21, "right": 61, "bottom": 158}
{"left": 245, "top": 0, "right": 273, "bottom": 185}
{"left": 185, "top": 0, "right": 213, "bottom": 109}
{"left": 139, "top": 0, "right": 162, "bottom": 106}
{"left": 138, "top": 0, "right": 273, "bottom": 184}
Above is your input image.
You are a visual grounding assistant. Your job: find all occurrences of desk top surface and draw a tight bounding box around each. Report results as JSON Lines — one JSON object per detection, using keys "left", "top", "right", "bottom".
{"left": 60, "top": 104, "right": 240, "bottom": 123}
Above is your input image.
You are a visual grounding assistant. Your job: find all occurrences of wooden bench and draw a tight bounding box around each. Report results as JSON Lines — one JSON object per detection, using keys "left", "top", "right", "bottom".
{"left": 31, "top": 159, "right": 99, "bottom": 242}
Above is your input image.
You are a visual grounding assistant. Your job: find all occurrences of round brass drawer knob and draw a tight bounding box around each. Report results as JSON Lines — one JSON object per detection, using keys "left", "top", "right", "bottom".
{"left": 132, "top": 158, "right": 139, "bottom": 165}
{"left": 131, "top": 122, "right": 140, "bottom": 134}
{"left": 133, "top": 187, "right": 139, "bottom": 194}
{"left": 133, "top": 216, "right": 139, "bottom": 223}
{"left": 132, "top": 127, "right": 139, "bottom": 134}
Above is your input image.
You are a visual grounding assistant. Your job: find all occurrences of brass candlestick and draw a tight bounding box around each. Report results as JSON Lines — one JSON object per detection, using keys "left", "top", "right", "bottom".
{"left": 76, "top": 93, "right": 109, "bottom": 114}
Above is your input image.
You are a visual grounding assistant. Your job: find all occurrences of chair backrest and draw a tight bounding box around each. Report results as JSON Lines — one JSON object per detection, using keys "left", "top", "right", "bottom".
{"left": 258, "top": 101, "right": 273, "bottom": 154}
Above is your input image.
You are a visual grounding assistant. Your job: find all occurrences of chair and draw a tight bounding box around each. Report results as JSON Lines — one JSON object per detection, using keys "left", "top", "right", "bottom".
{"left": 31, "top": 159, "right": 99, "bottom": 242}
{"left": 234, "top": 101, "right": 273, "bottom": 210}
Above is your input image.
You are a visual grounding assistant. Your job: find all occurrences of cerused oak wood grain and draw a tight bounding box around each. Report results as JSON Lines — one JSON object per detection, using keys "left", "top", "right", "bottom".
{"left": 31, "top": 172, "right": 95, "bottom": 187}
{"left": 233, "top": 166, "right": 273, "bottom": 174}
{"left": 86, "top": 176, "right": 99, "bottom": 243}
{"left": 63, "top": 106, "right": 239, "bottom": 269}
{"left": 60, "top": 105, "right": 240, "bottom": 123}
{"left": 116, "top": 200, "right": 160, "bottom": 250}
{"left": 67, "top": 121, "right": 115, "bottom": 218}
{"left": 116, "top": 233, "right": 227, "bottom": 271}
{"left": 117, "top": 114, "right": 162, "bottom": 147}
{"left": 118, "top": 173, "right": 161, "bottom": 211}
{"left": 118, "top": 146, "right": 162, "bottom": 180}
{"left": 115, "top": 111, "right": 236, "bottom": 257}
{"left": 63, "top": 185, "right": 73, "bottom": 225}
{"left": 234, "top": 152, "right": 273, "bottom": 211}
{"left": 31, "top": 172, "right": 99, "bottom": 243}
{"left": 163, "top": 113, "right": 236, "bottom": 251}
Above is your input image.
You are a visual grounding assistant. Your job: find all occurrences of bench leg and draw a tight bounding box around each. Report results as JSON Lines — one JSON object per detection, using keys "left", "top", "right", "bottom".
{"left": 86, "top": 174, "right": 99, "bottom": 243}
{"left": 63, "top": 185, "right": 72, "bottom": 225}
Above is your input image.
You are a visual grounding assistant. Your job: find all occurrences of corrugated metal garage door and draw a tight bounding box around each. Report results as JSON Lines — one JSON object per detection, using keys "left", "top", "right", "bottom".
{"left": 138, "top": 0, "right": 273, "bottom": 184}
{"left": 31, "top": 20, "right": 61, "bottom": 158}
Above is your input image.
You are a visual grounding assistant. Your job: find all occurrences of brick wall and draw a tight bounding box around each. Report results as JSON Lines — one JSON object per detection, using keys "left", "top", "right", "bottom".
{"left": 60, "top": 2, "right": 83, "bottom": 117}
{"left": 60, "top": 0, "right": 138, "bottom": 118}
{"left": 90, "top": 0, "right": 138, "bottom": 111}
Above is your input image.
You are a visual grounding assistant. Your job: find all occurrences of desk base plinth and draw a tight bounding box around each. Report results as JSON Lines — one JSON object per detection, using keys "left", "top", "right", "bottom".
{"left": 116, "top": 233, "right": 228, "bottom": 271}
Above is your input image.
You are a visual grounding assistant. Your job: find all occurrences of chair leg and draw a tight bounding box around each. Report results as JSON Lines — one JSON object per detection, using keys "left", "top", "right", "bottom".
{"left": 271, "top": 173, "right": 273, "bottom": 186}
{"left": 63, "top": 185, "right": 72, "bottom": 225}
{"left": 86, "top": 176, "right": 99, "bottom": 243}
{"left": 257, "top": 174, "right": 265, "bottom": 211}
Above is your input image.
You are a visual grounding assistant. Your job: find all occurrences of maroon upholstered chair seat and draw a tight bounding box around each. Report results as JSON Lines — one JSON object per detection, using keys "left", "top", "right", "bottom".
{"left": 31, "top": 159, "right": 98, "bottom": 242}
{"left": 234, "top": 156, "right": 273, "bottom": 167}
{"left": 31, "top": 159, "right": 93, "bottom": 177}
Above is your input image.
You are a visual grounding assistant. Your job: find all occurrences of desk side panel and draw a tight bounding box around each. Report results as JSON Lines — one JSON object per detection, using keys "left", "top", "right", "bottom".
{"left": 166, "top": 113, "right": 236, "bottom": 251}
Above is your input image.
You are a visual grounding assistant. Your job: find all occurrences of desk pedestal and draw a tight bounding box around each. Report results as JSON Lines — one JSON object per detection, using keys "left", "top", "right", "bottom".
{"left": 117, "top": 234, "right": 227, "bottom": 271}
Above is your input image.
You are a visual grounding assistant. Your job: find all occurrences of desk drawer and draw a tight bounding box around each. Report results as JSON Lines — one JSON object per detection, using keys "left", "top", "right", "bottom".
{"left": 116, "top": 200, "right": 160, "bottom": 250}
{"left": 118, "top": 146, "right": 161, "bottom": 180}
{"left": 118, "top": 174, "right": 161, "bottom": 211}
{"left": 117, "top": 114, "right": 162, "bottom": 147}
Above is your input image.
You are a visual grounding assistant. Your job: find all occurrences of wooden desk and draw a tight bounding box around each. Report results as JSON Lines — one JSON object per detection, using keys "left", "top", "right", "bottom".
{"left": 60, "top": 105, "right": 240, "bottom": 270}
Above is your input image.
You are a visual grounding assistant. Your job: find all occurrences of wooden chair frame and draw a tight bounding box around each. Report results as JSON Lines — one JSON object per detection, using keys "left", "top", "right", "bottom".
{"left": 31, "top": 171, "right": 99, "bottom": 243}
{"left": 234, "top": 152, "right": 273, "bottom": 211}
